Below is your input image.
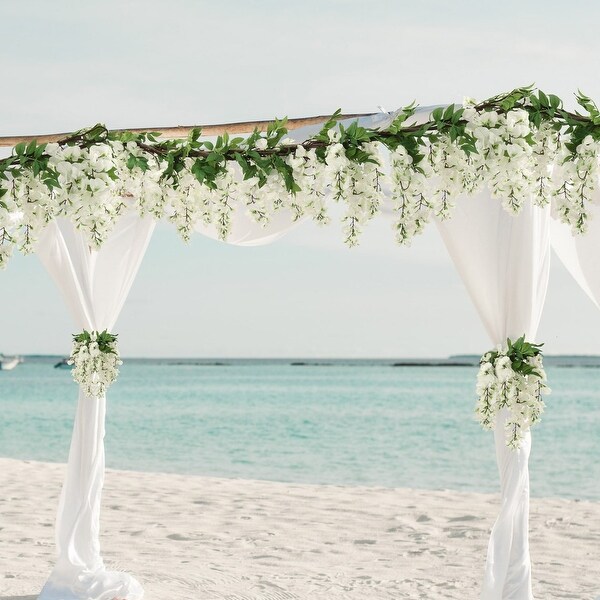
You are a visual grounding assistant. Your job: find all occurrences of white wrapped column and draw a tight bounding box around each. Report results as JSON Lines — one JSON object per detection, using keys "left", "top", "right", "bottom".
{"left": 437, "top": 192, "right": 551, "bottom": 599}
{"left": 35, "top": 211, "right": 155, "bottom": 600}
{"left": 486, "top": 414, "right": 533, "bottom": 599}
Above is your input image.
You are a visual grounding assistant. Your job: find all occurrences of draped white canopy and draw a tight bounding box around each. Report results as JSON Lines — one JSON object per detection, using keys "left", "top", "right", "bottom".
{"left": 4, "top": 111, "right": 596, "bottom": 600}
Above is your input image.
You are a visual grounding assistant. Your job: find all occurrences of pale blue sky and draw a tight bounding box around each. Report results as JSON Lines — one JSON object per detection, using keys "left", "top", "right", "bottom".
{"left": 1, "top": 0, "right": 600, "bottom": 358}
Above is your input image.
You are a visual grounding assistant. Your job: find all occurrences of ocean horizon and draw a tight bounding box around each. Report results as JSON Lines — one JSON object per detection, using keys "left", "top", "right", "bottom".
{"left": 1, "top": 355, "right": 599, "bottom": 501}
{"left": 10, "top": 353, "right": 600, "bottom": 365}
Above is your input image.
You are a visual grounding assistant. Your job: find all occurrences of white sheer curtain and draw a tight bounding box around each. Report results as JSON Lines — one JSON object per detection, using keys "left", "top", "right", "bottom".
{"left": 35, "top": 210, "right": 155, "bottom": 600}
{"left": 436, "top": 193, "right": 551, "bottom": 600}
{"left": 194, "top": 206, "right": 302, "bottom": 246}
{"left": 550, "top": 205, "right": 600, "bottom": 308}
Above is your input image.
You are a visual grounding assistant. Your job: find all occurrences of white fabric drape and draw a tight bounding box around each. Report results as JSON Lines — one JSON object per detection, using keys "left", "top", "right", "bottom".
{"left": 550, "top": 206, "right": 600, "bottom": 308}
{"left": 36, "top": 210, "right": 155, "bottom": 600}
{"left": 194, "top": 206, "right": 303, "bottom": 246}
{"left": 436, "top": 193, "right": 551, "bottom": 600}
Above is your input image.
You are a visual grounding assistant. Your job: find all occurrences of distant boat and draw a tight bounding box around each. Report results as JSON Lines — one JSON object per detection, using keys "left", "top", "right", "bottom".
{"left": 54, "top": 358, "right": 72, "bottom": 369}
{"left": 0, "top": 355, "right": 22, "bottom": 371}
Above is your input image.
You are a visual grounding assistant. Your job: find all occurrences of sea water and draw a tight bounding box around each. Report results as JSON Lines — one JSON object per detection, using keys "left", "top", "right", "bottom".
{"left": 0, "top": 357, "right": 598, "bottom": 500}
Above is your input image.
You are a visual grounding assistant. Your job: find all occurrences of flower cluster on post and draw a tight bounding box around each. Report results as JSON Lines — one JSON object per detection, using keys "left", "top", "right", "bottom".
{"left": 0, "top": 87, "right": 600, "bottom": 267}
{"left": 69, "top": 330, "right": 122, "bottom": 398}
{"left": 476, "top": 336, "right": 550, "bottom": 450}
{"left": 2, "top": 86, "right": 600, "bottom": 270}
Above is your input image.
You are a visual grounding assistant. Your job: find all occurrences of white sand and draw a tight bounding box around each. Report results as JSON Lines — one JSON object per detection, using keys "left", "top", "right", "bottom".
{"left": 1, "top": 458, "right": 598, "bottom": 599}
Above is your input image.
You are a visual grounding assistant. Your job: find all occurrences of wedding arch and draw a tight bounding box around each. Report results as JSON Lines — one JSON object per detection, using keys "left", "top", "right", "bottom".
{"left": 2, "top": 86, "right": 600, "bottom": 600}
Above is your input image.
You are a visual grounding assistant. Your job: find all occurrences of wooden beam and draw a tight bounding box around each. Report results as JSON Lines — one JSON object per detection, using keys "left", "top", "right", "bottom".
{"left": 0, "top": 113, "right": 374, "bottom": 148}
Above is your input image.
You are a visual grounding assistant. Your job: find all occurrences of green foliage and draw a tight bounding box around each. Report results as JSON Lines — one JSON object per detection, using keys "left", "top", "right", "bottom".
{"left": 387, "top": 102, "right": 417, "bottom": 134}
{"left": 337, "top": 120, "right": 379, "bottom": 164}
{"left": 575, "top": 90, "right": 600, "bottom": 125}
{"left": 126, "top": 154, "right": 149, "bottom": 172}
{"left": 506, "top": 335, "right": 544, "bottom": 377}
{"left": 0, "top": 138, "right": 60, "bottom": 192}
{"left": 557, "top": 90, "right": 600, "bottom": 153}
{"left": 527, "top": 90, "right": 562, "bottom": 129}
{"left": 4, "top": 87, "right": 600, "bottom": 201}
{"left": 313, "top": 109, "right": 342, "bottom": 161}
{"left": 73, "top": 330, "right": 118, "bottom": 355}
{"left": 429, "top": 104, "right": 477, "bottom": 155}
{"left": 486, "top": 335, "right": 544, "bottom": 378}
{"left": 265, "top": 117, "right": 289, "bottom": 148}
{"left": 475, "top": 85, "right": 535, "bottom": 113}
{"left": 314, "top": 109, "right": 342, "bottom": 142}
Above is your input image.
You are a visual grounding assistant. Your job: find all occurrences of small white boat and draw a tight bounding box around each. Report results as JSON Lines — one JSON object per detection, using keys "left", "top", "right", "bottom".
{"left": 0, "top": 355, "right": 21, "bottom": 371}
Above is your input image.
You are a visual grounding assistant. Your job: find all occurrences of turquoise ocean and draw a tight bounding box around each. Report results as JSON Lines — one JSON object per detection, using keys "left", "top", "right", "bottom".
{"left": 1, "top": 357, "right": 599, "bottom": 500}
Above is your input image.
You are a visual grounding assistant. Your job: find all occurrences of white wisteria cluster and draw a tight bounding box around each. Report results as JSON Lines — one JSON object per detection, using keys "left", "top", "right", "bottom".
{"left": 68, "top": 330, "right": 122, "bottom": 398}
{"left": 2, "top": 88, "right": 600, "bottom": 269}
{"left": 324, "top": 135, "right": 384, "bottom": 245}
{"left": 553, "top": 134, "right": 600, "bottom": 233}
{"left": 475, "top": 337, "right": 550, "bottom": 450}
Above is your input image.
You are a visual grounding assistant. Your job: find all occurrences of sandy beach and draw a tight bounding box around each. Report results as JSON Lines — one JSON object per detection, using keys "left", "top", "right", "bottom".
{"left": 1, "top": 457, "right": 598, "bottom": 599}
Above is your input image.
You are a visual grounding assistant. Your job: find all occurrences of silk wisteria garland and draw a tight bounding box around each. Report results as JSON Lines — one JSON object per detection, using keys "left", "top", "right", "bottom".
{"left": 2, "top": 86, "right": 600, "bottom": 268}
{"left": 476, "top": 336, "right": 550, "bottom": 449}
{"left": 69, "top": 330, "right": 122, "bottom": 398}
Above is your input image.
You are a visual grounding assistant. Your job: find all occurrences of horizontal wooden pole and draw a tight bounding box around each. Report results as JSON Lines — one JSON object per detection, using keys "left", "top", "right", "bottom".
{"left": 0, "top": 113, "right": 375, "bottom": 148}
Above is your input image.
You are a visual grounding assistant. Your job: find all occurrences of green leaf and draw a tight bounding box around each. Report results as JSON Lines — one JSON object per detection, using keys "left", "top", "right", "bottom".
{"left": 548, "top": 94, "right": 561, "bottom": 109}
{"left": 126, "top": 154, "right": 149, "bottom": 172}
{"left": 431, "top": 107, "right": 444, "bottom": 122}
{"left": 451, "top": 108, "right": 464, "bottom": 124}
{"left": 191, "top": 159, "right": 206, "bottom": 183}
{"left": 32, "top": 159, "right": 42, "bottom": 177}
{"left": 443, "top": 104, "right": 455, "bottom": 121}
{"left": 314, "top": 109, "right": 342, "bottom": 142}
{"left": 187, "top": 127, "right": 202, "bottom": 143}
{"left": 576, "top": 89, "right": 600, "bottom": 125}
{"left": 234, "top": 151, "right": 255, "bottom": 180}
{"left": 137, "top": 155, "right": 149, "bottom": 172}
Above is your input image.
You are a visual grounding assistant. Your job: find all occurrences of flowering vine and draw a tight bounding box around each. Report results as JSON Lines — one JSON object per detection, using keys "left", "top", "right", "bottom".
{"left": 69, "top": 330, "right": 122, "bottom": 398}
{"left": 2, "top": 86, "right": 600, "bottom": 269}
{"left": 476, "top": 336, "right": 550, "bottom": 449}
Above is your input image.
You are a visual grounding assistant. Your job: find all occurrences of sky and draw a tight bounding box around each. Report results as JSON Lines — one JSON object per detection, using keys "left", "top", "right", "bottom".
{"left": 1, "top": 0, "right": 600, "bottom": 358}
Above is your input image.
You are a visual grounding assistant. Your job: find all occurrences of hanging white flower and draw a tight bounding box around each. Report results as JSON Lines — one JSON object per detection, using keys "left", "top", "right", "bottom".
{"left": 388, "top": 144, "right": 431, "bottom": 244}
{"left": 475, "top": 336, "right": 550, "bottom": 449}
{"left": 284, "top": 145, "right": 324, "bottom": 222}
{"left": 553, "top": 134, "right": 600, "bottom": 234}
{"left": 334, "top": 141, "right": 384, "bottom": 246}
{"left": 464, "top": 107, "right": 538, "bottom": 214}
{"left": 68, "top": 330, "right": 122, "bottom": 398}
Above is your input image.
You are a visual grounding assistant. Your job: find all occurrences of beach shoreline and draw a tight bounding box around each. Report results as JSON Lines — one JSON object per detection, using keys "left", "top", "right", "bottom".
{"left": 1, "top": 457, "right": 598, "bottom": 599}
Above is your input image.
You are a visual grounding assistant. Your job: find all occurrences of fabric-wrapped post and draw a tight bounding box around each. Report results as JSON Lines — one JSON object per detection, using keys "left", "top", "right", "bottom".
{"left": 437, "top": 192, "right": 551, "bottom": 600}
{"left": 35, "top": 211, "right": 154, "bottom": 600}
